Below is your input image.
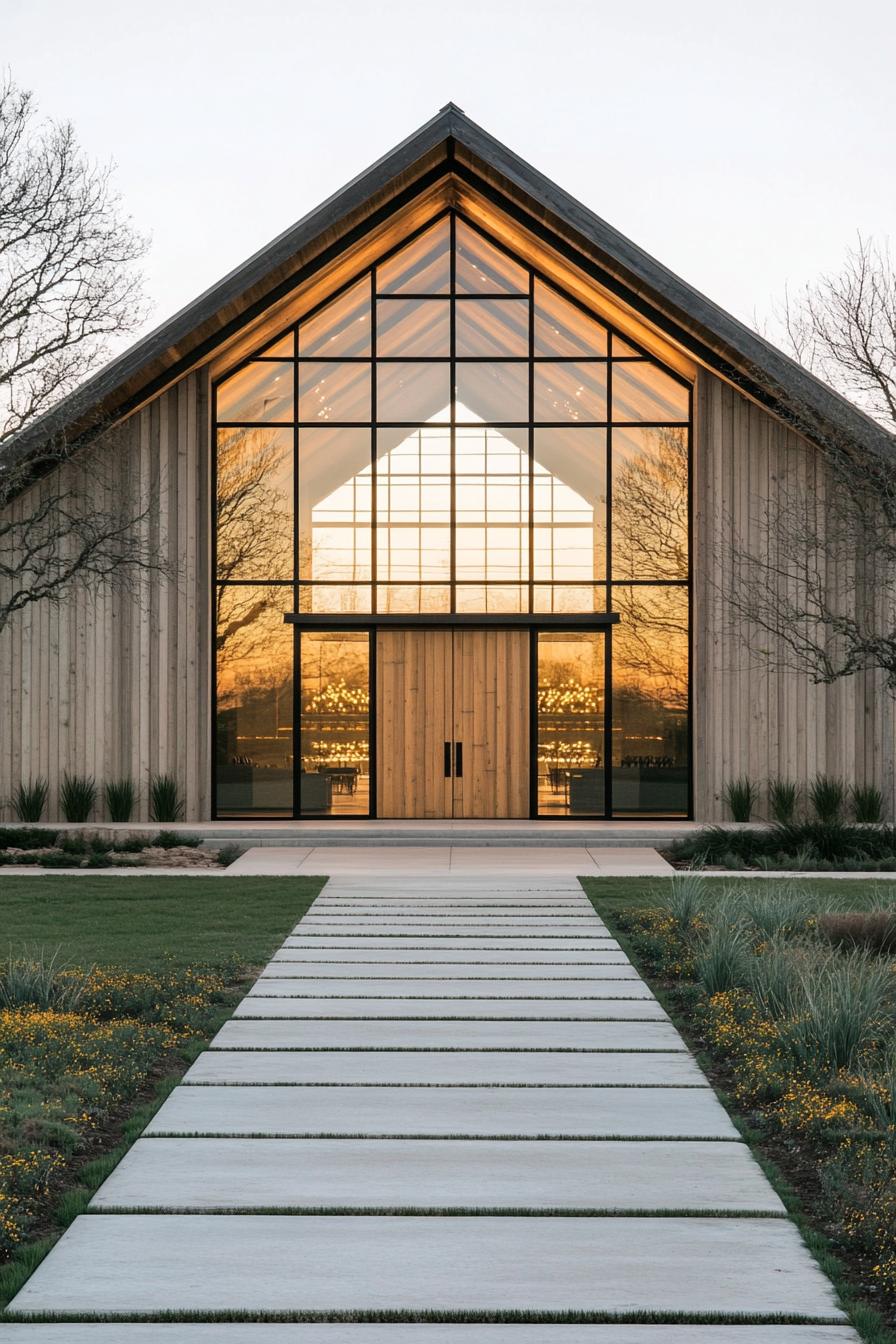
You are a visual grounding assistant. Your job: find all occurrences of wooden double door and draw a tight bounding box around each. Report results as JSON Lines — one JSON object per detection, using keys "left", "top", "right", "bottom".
{"left": 376, "top": 628, "right": 530, "bottom": 818}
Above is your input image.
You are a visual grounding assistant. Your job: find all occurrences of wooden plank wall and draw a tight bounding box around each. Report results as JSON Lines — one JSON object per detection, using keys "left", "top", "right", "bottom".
{"left": 693, "top": 369, "right": 895, "bottom": 819}
{"left": 0, "top": 370, "right": 210, "bottom": 822}
{"left": 3, "top": 356, "right": 893, "bottom": 825}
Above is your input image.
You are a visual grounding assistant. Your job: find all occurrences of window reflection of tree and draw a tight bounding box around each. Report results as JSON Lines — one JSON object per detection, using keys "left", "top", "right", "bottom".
{"left": 611, "top": 426, "right": 689, "bottom": 776}
{"left": 612, "top": 427, "right": 688, "bottom": 581}
{"left": 215, "top": 427, "right": 292, "bottom": 664}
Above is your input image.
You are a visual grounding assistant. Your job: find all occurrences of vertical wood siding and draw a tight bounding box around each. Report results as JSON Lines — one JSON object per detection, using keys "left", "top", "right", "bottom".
{"left": 2, "top": 358, "right": 892, "bottom": 824}
{"left": 694, "top": 369, "right": 895, "bottom": 820}
{"left": 0, "top": 370, "right": 210, "bottom": 822}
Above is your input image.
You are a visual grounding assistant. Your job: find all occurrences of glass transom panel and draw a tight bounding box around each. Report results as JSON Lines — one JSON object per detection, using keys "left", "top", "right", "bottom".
{"left": 215, "top": 212, "right": 690, "bottom": 615}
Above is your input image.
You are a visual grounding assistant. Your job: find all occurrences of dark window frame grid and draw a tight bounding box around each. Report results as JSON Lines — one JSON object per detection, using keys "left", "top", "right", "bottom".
{"left": 211, "top": 207, "right": 692, "bottom": 820}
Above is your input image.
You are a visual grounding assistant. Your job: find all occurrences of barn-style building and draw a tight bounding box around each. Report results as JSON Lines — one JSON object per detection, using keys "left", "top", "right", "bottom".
{"left": 3, "top": 106, "right": 893, "bottom": 823}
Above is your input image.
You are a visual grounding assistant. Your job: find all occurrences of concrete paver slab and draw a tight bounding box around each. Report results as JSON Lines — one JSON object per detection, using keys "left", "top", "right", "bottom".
{"left": 184, "top": 1049, "right": 710, "bottom": 1086}
{"left": 146, "top": 1083, "right": 737, "bottom": 1137}
{"left": 92, "top": 1138, "right": 782, "bottom": 1212}
{"left": 272, "top": 947, "right": 629, "bottom": 963}
{"left": 250, "top": 977, "right": 653, "bottom": 997}
{"left": 0, "top": 1327, "right": 863, "bottom": 1343}
{"left": 210, "top": 1019, "right": 686, "bottom": 1049}
{"left": 259, "top": 963, "right": 643, "bottom": 979}
{"left": 308, "top": 897, "right": 596, "bottom": 908}
{"left": 233, "top": 996, "right": 666, "bottom": 1020}
{"left": 8, "top": 1214, "right": 845, "bottom": 1316}
{"left": 282, "top": 938, "right": 624, "bottom": 950}
{"left": 291, "top": 930, "right": 612, "bottom": 940}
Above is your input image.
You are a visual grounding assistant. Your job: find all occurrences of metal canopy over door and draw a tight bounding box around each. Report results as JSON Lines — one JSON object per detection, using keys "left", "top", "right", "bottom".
{"left": 376, "top": 628, "right": 529, "bottom": 819}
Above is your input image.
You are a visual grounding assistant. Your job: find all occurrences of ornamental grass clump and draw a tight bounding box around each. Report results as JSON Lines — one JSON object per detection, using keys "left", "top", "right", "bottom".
{"left": 740, "top": 884, "right": 815, "bottom": 941}
{"left": 817, "top": 910, "right": 896, "bottom": 956}
{"left": 664, "top": 873, "right": 706, "bottom": 936}
{"left": 104, "top": 777, "right": 136, "bottom": 823}
{"left": 852, "top": 783, "right": 885, "bottom": 824}
{"left": 0, "top": 947, "right": 91, "bottom": 1012}
{"left": 10, "top": 778, "right": 48, "bottom": 823}
{"left": 695, "top": 923, "right": 751, "bottom": 996}
{"left": 767, "top": 778, "right": 799, "bottom": 824}
{"left": 722, "top": 776, "right": 759, "bottom": 821}
{"left": 808, "top": 775, "right": 846, "bottom": 823}
{"left": 59, "top": 772, "right": 96, "bottom": 823}
{"left": 149, "top": 774, "right": 184, "bottom": 823}
{"left": 777, "top": 950, "right": 895, "bottom": 1078}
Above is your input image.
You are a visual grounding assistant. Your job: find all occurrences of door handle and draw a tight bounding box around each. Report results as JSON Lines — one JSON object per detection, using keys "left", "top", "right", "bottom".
{"left": 444, "top": 742, "right": 452, "bottom": 778}
{"left": 454, "top": 741, "right": 463, "bottom": 778}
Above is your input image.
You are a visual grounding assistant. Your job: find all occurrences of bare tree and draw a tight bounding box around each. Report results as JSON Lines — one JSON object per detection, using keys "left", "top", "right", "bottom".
{"left": 0, "top": 73, "right": 152, "bottom": 635}
{"left": 723, "top": 235, "right": 896, "bottom": 691}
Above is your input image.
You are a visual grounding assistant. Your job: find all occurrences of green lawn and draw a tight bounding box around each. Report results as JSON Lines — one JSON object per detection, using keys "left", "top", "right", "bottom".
{"left": 0, "top": 875, "right": 325, "bottom": 971}
{"left": 580, "top": 874, "right": 895, "bottom": 919}
{"left": 0, "top": 873, "right": 326, "bottom": 1303}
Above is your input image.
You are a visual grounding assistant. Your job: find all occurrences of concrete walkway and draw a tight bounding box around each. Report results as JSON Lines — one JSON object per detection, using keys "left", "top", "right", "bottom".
{"left": 1, "top": 875, "right": 858, "bottom": 1341}
{"left": 225, "top": 845, "right": 675, "bottom": 876}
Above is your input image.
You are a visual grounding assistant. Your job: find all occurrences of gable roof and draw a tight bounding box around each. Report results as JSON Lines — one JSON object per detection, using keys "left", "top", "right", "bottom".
{"left": 7, "top": 102, "right": 895, "bottom": 469}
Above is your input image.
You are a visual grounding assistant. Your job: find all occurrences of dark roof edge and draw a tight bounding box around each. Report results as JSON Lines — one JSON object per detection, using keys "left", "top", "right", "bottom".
{"left": 448, "top": 115, "right": 895, "bottom": 462}
{"left": 5, "top": 103, "right": 894, "bottom": 470}
{"left": 1, "top": 105, "right": 465, "bottom": 468}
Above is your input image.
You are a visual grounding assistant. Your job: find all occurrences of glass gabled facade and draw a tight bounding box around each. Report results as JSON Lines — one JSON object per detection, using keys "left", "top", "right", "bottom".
{"left": 213, "top": 211, "right": 690, "bottom": 819}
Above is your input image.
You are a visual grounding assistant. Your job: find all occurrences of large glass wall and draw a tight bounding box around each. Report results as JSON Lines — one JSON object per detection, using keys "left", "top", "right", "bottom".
{"left": 213, "top": 211, "right": 690, "bottom": 816}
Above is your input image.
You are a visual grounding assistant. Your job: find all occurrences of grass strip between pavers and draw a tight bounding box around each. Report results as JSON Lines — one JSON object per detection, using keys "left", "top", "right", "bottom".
{"left": 204, "top": 1045, "right": 686, "bottom": 1053}
{"left": 142, "top": 1130, "right": 743, "bottom": 1140}
{"left": 85, "top": 1205, "right": 789, "bottom": 1218}
{"left": 0, "top": 1309, "right": 850, "bottom": 1326}
{"left": 178, "top": 1080, "right": 712, "bottom": 1088}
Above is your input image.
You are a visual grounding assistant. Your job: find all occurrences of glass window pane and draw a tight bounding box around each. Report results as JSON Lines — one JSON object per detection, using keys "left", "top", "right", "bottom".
{"left": 537, "top": 632, "right": 605, "bottom": 817}
{"left": 533, "top": 428, "right": 605, "bottom": 583}
{"left": 216, "top": 428, "right": 293, "bottom": 581}
{"left": 455, "top": 299, "right": 529, "bottom": 356}
{"left": 300, "top": 631, "right": 370, "bottom": 816}
{"left": 377, "top": 362, "right": 451, "bottom": 422}
{"left": 298, "top": 428, "right": 371, "bottom": 581}
{"left": 534, "top": 281, "right": 607, "bottom": 356}
{"left": 455, "top": 362, "right": 528, "bottom": 421}
{"left": 261, "top": 332, "right": 295, "bottom": 358}
{"left": 296, "top": 584, "right": 372, "bottom": 613}
{"left": 533, "top": 585, "right": 607, "bottom": 613}
{"left": 299, "top": 278, "right": 371, "bottom": 357}
{"left": 376, "top": 584, "right": 451, "bottom": 613}
{"left": 377, "top": 218, "right": 451, "bottom": 295}
{"left": 217, "top": 361, "right": 293, "bottom": 423}
{"left": 612, "top": 585, "right": 689, "bottom": 815}
{"left": 298, "top": 362, "right": 371, "bottom": 423}
{"left": 376, "top": 426, "right": 451, "bottom": 582}
{"left": 455, "top": 220, "right": 527, "bottom": 294}
{"left": 455, "top": 585, "right": 527, "bottom": 613}
{"left": 534, "top": 363, "right": 607, "bottom": 422}
{"left": 612, "top": 334, "right": 643, "bottom": 357}
{"left": 612, "top": 427, "right": 688, "bottom": 580}
{"left": 215, "top": 585, "right": 293, "bottom": 816}
{"left": 376, "top": 299, "right": 450, "bottom": 357}
{"left": 612, "top": 361, "right": 689, "bottom": 422}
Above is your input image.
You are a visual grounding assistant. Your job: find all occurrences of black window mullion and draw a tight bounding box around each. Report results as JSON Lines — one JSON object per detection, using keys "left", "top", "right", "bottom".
{"left": 527, "top": 267, "right": 535, "bottom": 615}
{"left": 605, "top": 333, "right": 614, "bottom": 817}
{"left": 370, "top": 270, "right": 378, "bottom": 614}
{"left": 449, "top": 211, "right": 457, "bottom": 614}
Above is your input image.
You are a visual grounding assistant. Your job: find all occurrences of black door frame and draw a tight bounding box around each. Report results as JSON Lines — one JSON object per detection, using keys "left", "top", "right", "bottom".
{"left": 288, "top": 611, "right": 619, "bottom": 821}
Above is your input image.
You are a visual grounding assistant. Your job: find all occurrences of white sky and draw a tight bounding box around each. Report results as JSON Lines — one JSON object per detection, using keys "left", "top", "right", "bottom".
{"left": 6, "top": 0, "right": 895, "bottom": 350}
